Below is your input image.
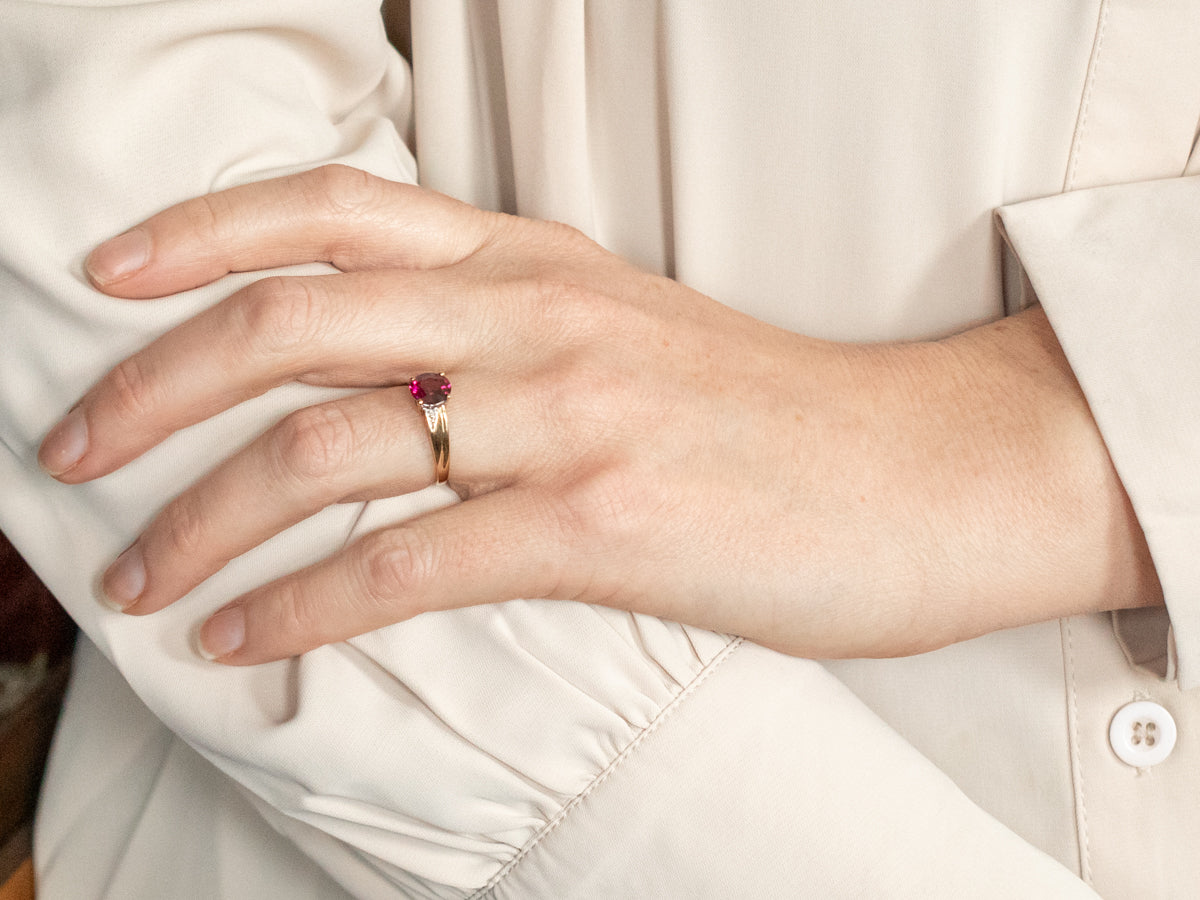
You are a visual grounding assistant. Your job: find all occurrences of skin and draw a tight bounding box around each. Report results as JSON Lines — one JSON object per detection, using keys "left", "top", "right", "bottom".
{"left": 37, "top": 165, "right": 1163, "bottom": 665}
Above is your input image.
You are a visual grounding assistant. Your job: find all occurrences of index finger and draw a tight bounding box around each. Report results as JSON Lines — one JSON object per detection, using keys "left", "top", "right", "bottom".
{"left": 84, "top": 165, "right": 497, "bottom": 299}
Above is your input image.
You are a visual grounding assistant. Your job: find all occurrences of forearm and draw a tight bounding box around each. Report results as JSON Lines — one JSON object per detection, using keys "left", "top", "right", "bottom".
{"left": 931, "top": 306, "right": 1161, "bottom": 632}
{"left": 748, "top": 303, "right": 1161, "bottom": 658}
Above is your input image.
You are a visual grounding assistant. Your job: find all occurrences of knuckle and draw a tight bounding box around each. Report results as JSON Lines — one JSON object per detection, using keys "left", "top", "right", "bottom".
{"left": 236, "top": 276, "right": 320, "bottom": 357}
{"left": 181, "top": 191, "right": 234, "bottom": 246}
{"left": 540, "top": 220, "right": 604, "bottom": 273}
{"left": 308, "top": 164, "right": 380, "bottom": 217}
{"left": 107, "top": 355, "right": 159, "bottom": 424}
{"left": 529, "top": 270, "right": 588, "bottom": 309}
{"left": 254, "top": 581, "right": 328, "bottom": 652}
{"left": 358, "top": 528, "right": 436, "bottom": 609}
{"left": 542, "top": 218, "right": 591, "bottom": 251}
{"left": 513, "top": 255, "right": 614, "bottom": 345}
{"left": 160, "top": 493, "right": 208, "bottom": 558}
{"left": 555, "top": 466, "right": 642, "bottom": 546}
{"left": 516, "top": 271, "right": 602, "bottom": 347}
{"left": 542, "top": 358, "right": 630, "bottom": 450}
{"left": 302, "top": 165, "right": 389, "bottom": 268}
{"left": 508, "top": 216, "right": 589, "bottom": 253}
{"left": 271, "top": 404, "right": 358, "bottom": 485}
{"left": 273, "top": 580, "right": 322, "bottom": 637}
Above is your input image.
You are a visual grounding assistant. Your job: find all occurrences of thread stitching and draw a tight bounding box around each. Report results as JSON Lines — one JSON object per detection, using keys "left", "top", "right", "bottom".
{"left": 1064, "top": 0, "right": 1111, "bottom": 192}
{"left": 470, "top": 636, "right": 745, "bottom": 898}
{"left": 1063, "top": 618, "right": 1093, "bottom": 884}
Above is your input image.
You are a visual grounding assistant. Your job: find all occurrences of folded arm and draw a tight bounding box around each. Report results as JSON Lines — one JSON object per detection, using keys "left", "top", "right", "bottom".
{"left": 37, "top": 166, "right": 1163, "bottom": 665}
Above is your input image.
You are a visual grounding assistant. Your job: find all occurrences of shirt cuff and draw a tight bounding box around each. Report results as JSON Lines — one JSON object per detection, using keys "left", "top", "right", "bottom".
{"left": 996, "top": 175, "right": 1200, "bottom": 689}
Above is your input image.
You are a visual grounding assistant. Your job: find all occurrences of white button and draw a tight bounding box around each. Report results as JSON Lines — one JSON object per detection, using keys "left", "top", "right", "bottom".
{"left": 1109, "top": 701, "right": 1177, "bottom": 768}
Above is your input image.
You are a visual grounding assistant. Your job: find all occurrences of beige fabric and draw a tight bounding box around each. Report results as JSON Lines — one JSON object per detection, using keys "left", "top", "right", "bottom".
{"left": 0, "top": 0, "right": 1197, "bottom": 896}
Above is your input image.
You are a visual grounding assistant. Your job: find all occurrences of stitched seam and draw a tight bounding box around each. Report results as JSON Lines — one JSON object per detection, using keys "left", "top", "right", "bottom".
{"left": 469, "top": 636, "right": 745, "bottom": 898}
{"left": 1062, "top": 618, "right": 1093, "bottom": 885}
{"left": 1064, "top": 0, "right": 1110, "bottom": 192}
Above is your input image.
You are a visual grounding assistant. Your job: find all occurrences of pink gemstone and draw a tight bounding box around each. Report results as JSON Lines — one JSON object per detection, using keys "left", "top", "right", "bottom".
{"left": 410, "top": 372, "right": 451, "bottom": 405}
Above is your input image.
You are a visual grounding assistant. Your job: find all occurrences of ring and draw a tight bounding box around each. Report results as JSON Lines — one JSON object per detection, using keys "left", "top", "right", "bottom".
{"left": 409, "top": 372, "right": 452, "bottom": 484}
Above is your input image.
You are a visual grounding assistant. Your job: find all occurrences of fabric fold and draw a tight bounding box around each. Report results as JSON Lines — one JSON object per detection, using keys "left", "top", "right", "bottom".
{"left": 996, "top": 176, "right": 1200, "bottom": 689}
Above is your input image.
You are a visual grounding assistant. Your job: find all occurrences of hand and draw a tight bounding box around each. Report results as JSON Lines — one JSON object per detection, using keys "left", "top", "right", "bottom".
{"left": 39, "top": 166, "right": 1162, "bottom": 665}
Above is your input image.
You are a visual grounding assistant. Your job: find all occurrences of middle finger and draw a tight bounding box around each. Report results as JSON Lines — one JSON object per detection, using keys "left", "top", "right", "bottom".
{"left": 41, "top": 267, "right": 520, "bottom": 483}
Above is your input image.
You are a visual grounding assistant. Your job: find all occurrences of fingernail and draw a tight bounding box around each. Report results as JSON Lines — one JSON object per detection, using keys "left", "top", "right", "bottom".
{"left": 102, "top": 544, "right": 145, "bottom": 611}
{"left": 198, "top": 606, "right": 245, "bottom": 661}
{"left": 38, "top": 406, "right": 88, "bottom": 476}
{"left": 86, "top": 228, "right": 150, "bottom": 285}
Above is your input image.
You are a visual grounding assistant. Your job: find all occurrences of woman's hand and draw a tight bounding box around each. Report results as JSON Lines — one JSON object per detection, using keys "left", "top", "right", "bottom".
{"left": 38, "top": 166, "right": 1161, "bottom": 665}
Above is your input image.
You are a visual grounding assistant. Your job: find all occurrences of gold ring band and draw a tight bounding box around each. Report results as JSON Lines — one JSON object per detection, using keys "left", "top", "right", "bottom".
{"left": 421, "top": 402, "right": 450, "bottom": 484}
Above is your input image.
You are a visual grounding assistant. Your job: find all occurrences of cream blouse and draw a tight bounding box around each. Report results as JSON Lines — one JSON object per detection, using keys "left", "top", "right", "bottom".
{"left": 1, "top": 1, "right": 1198, "bottom": 897}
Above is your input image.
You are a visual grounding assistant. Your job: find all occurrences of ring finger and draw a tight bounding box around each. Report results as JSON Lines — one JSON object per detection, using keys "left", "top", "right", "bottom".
{"left": 104, "top": 376, "right": 530, "bottom": 615}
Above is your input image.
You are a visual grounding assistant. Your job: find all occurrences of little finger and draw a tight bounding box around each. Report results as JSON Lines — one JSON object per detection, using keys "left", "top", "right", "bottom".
{"left": 196, "top": 487, "right": 578, "bottom": 665}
